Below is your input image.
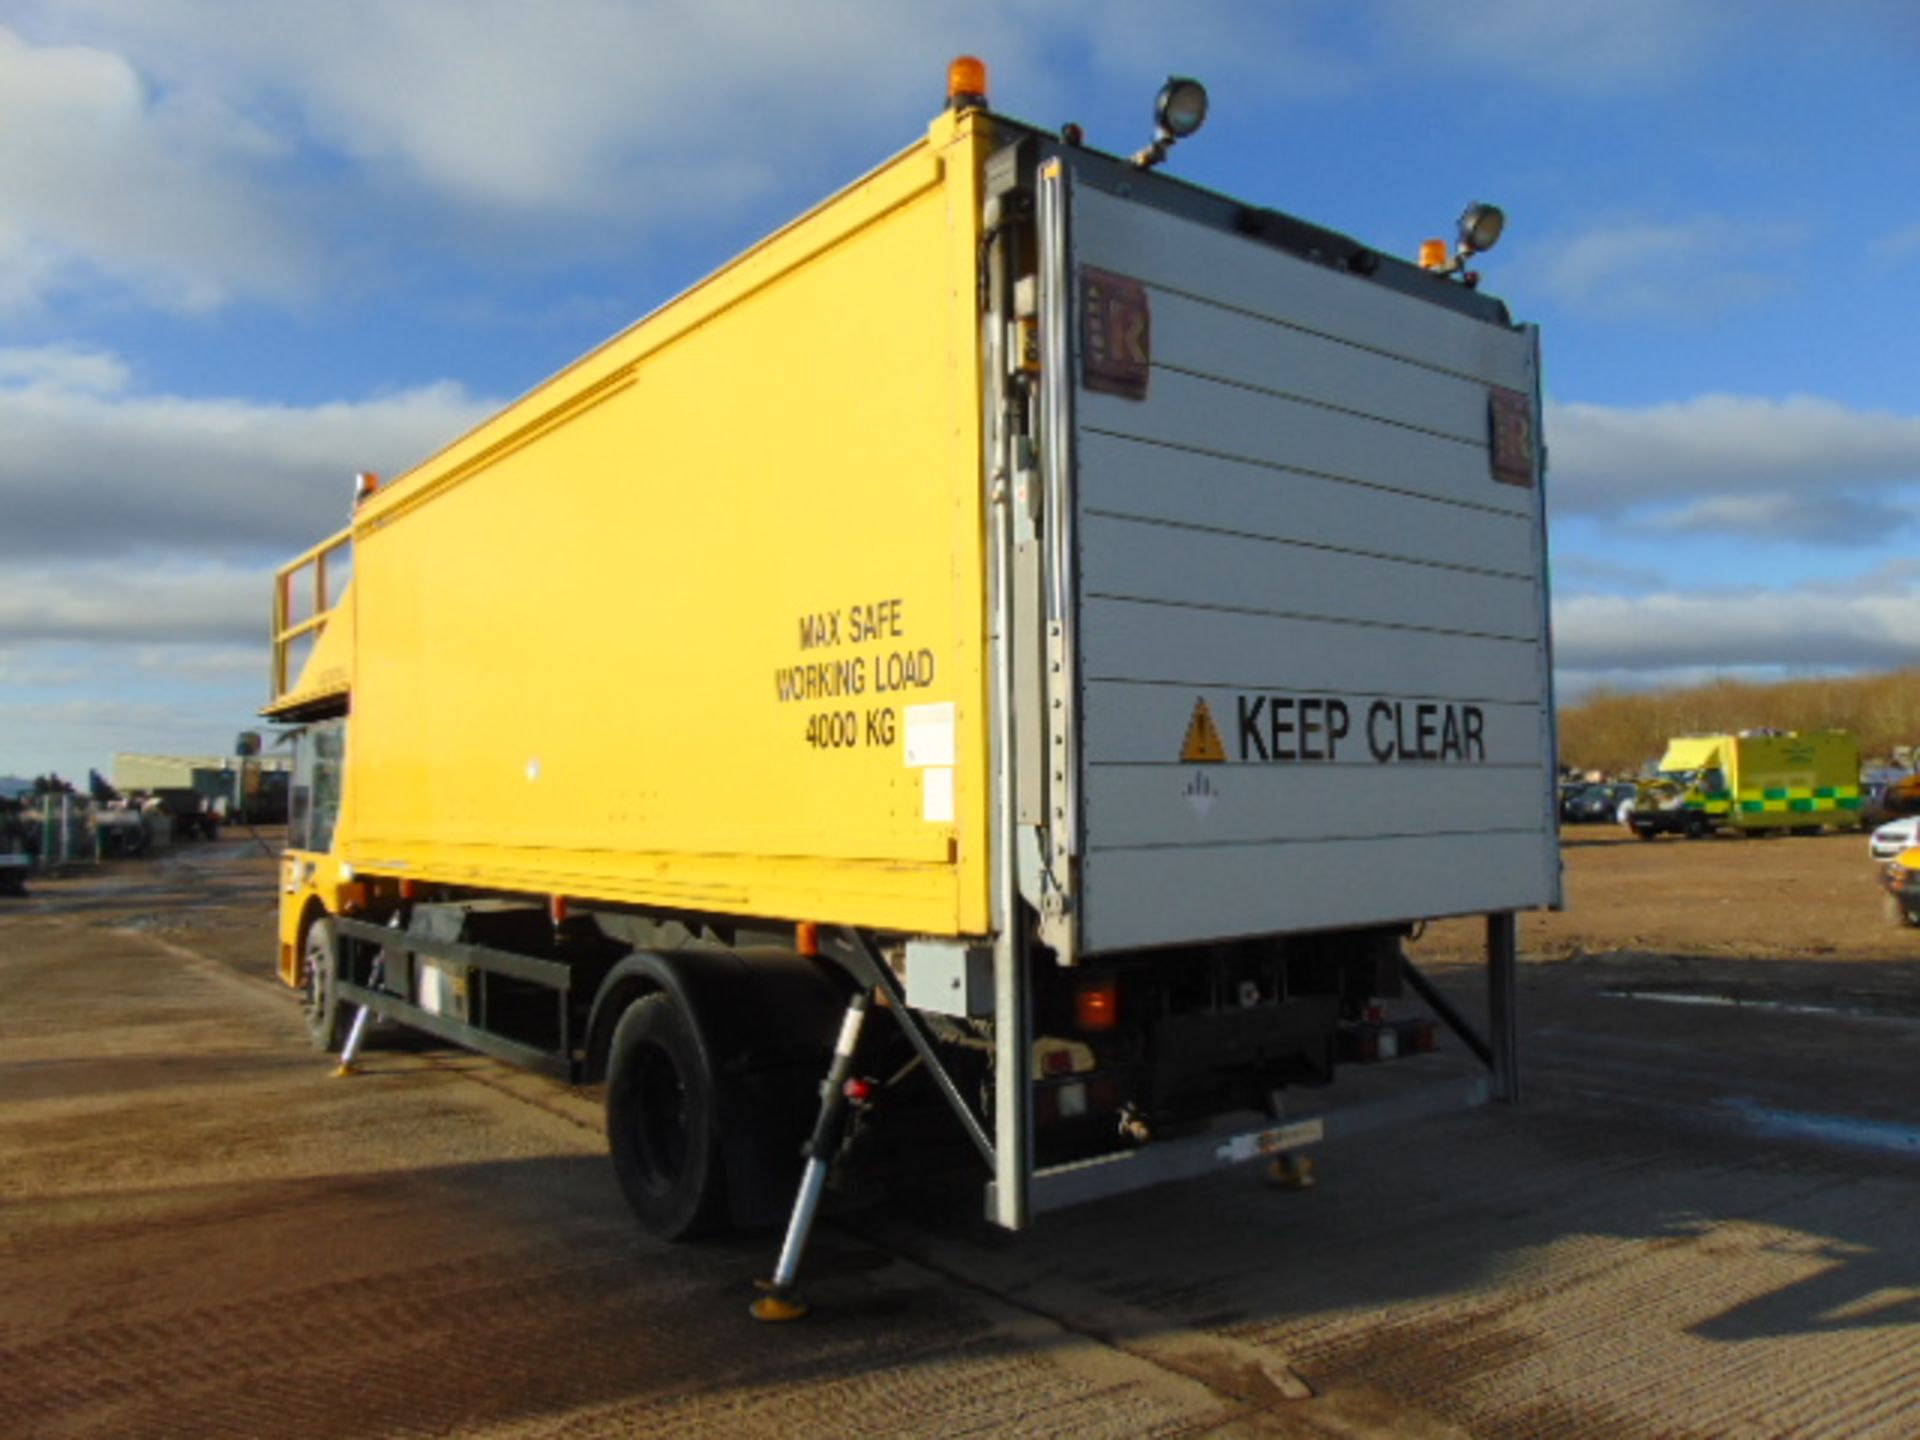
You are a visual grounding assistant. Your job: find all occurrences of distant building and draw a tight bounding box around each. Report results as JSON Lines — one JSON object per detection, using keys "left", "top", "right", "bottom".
{"left": 112, "top": 752, "right": 290, "bottom": 792}
{"left": 112, "top": 752, "right": 291, "bottom": 824}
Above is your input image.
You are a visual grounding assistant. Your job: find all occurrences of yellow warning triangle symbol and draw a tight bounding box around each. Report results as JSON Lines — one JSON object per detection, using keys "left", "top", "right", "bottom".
{"left": 1180, "top": 698, "right": 1227, "bottom": 763}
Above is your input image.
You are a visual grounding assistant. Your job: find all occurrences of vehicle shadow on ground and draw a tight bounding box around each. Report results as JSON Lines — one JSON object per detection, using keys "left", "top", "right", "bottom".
{"left": 11, "top": 1069, "right": 1918, "bottom": 1438}
{"left": 4, "top": 1155, "right": 1071, "bottom": 1438}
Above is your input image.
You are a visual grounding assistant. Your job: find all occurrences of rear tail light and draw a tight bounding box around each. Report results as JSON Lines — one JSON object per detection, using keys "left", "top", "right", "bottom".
{"left": 1075, "top": 978, "right": 1119, "bottom": 1032}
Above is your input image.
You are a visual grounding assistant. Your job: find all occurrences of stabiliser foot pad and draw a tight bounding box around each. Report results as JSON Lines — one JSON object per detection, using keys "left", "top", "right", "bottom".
{"left": 749, "top": 1287, "right": 809, "bottom": 1323}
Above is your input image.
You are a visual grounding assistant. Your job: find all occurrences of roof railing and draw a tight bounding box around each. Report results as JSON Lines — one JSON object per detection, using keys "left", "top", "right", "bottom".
{"left": 271, "top": 526, "right": 351, "bottom": 703}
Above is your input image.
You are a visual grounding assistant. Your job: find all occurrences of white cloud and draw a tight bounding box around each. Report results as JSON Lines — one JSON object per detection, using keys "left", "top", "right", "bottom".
{"left": 0, "top": 562, "right": 264, "bottom": 646}
{"left": 1875, "top": 222, "right": 1920, "bottom": 263}
{"left": 1549, "top": 394, "right": 1920, "bottom": 524}
{"left": 58, "top": 0, "right": 1376, "bottom": 206}
{"left": 1521, "top": 216, "right": 1791, "bottom": 320}
{"left": 4, "top": 4, "right": 1057, "bottom": 309}
{"left": 0, "top": 344, "right": 131, "bottom": 393}
{"left": 0, "top": 346, "right": 491, "bottom": 777}
{"left": 127, "top": 645, "right": 267, "bottom": 678}
{"left": 5, "top": 0, "right": 1769, "bottom": 318}
{"left": 1058, "top": 1, "right": 1365, "bottom": 97}
{"left": 1634, "top": 492, "right": 1907, "bottom": 548}
{"left": 1549, "top": 392, "right": 1920, "bottom": 678}
{"left": 43, "top": 2, "right": 1030, "bottom": 220}
{"left": 1550, "top": 553, "right": 1671, "bottom": 592}
{"left": 0, "top": 25, "right": 311, "bottom": 312}
{"left": 1378, "top": 0, "right": 1725, "bottom": 89}
{"left": 0, "top": 654, "right": 88, "bottom": 687}
{"left": 1556, "top": 580, "right": 1920, "bottom": 676}
{"left": 0, "top": 346, "right": 496, "bottom": 560}
{"left": 0, "top": 696, "right": 257, "bottom": 781}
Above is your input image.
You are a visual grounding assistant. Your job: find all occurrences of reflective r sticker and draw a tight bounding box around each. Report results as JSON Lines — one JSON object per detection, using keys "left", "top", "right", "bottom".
{"left": 1489, "top": 387, "right": 1535, "bottom": 487}
{"left": 1081, "top": 267, "right": 1150, "bottom": 399}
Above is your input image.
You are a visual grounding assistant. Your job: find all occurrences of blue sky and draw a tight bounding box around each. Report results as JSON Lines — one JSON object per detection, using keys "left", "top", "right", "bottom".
{"left": 2, "top": 0, "right": 1917, "bottom": 780}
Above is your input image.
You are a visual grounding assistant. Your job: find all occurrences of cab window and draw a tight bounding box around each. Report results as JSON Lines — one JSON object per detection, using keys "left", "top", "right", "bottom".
{"left": 289, "top": 719, "right": 346, "bottom": 853}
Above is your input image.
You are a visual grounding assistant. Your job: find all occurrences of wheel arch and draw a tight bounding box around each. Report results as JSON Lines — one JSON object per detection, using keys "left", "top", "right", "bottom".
{"left": 588, "top": 944, "right": 854, "bottom": 1230}
{"left": 583, "top": 945, "right": 851, "bottom": 1089}
{"left": 283, "top": 892, "right": 334, "bottom": 987}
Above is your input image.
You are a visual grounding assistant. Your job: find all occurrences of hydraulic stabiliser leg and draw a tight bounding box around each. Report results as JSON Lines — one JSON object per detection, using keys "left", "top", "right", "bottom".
{"left": 333, "top": 955, "right": 385, "bottom": 1078}
{"left": 751, "top": 990, "right": 871, "bottom": 1323}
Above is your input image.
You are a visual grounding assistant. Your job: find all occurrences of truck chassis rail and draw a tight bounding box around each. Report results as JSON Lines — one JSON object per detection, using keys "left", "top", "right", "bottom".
{"left": 333, "top": 916, "right": 577, "bottom": 1082}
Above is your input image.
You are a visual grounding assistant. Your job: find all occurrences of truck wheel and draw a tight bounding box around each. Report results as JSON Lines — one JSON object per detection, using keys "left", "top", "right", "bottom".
{"left": 1882, "top": 893, "right": 1920, "bottom": 929}
{"left": 300, "top": 916, "right": 351, "bottom": 1052}
{"left": 605, "top": 993, "right": 726, "bottom": 1240}
{"left": 1684, "top": 815, "right": 1709, "bottom": 840}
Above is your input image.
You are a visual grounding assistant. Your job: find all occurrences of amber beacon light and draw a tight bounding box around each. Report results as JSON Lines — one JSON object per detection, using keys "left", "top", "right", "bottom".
{"left": 947, "top": 55, "right": 988, "bottom": 110}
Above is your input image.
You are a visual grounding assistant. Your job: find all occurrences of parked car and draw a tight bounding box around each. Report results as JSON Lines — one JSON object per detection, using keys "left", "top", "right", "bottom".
{"left": 1881, "top": 848, "right": 1920, "bottom": 926}
{"left": 1565, "top": 782, "right": 1638, "bottom": 824}
{"left": 1862, "top": 773, "right": 1920, "bottom": 828}
{"left": 1869, "top": 816, "right": 1920, "bottom": 861}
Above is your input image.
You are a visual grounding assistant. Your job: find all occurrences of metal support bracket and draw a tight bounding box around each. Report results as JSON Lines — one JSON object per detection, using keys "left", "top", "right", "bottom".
{"left": 1396, "top": 912, "right": 1521, "bottom": 1104}
{"left": 1487, "top": 911, "right": 1521, "bottom": 1104}
{"left": 822, "top": 929, "right": 997, "bottom": 1170}
{"left": 1398, "top": 954, "right": 1492, "bottom": 1070}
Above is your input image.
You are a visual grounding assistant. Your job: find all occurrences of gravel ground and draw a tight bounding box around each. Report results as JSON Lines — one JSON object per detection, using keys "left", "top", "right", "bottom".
{"left": 2, "top": 832, "right": 1916, "bottom": 1438}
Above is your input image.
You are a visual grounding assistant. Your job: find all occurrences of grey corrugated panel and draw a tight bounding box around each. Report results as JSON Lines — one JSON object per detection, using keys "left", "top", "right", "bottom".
{"left": 1081, "top": 599, "right": 1542, "bottom": 703}
{"left": 1081, "top": 513, "right": 1538, "bottom": 640}
{"left": 1146, "top": 287, "right": 1496, "bottom": 441}
{"left": 1080, "top": 831, "right": 1556, "bottom": 953}
{"left": 1082, "top": 372, "right": 1529, "bottom": 519}
{"left": 1082, "top": 682, "right": 1542, "bottom": 766}
{"left": 1084, "top": 761, "right": 1548, "bottom": 851}
{"left": 1077, "top": 432, "right": 1534, "bottom": 576}
{"left": 1068, "top": 181, "right": 1554, "bottom": 953}
{"left": 1075, "top": 185, "right": 1533, "bottom": 390}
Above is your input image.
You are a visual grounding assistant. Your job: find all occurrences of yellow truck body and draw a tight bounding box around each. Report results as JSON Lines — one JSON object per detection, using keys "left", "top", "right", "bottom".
{"left": 1637, "top": 731, "right": 1862, "bottom": 834}
{"left": 272, "top": 110, "right": 994, "bottom": 937}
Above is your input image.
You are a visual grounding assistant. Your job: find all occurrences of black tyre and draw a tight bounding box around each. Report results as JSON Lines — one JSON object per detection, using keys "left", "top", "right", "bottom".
{"left": 1882, "top": 892, "right": 1920, "bottom": 929}
{"left": 300, "top": 915, "right": 352, "bottom": 1052}
{"left": 1684, "top": 814, "right": 1709, "bottom": 840}
{"left": 605, "top": 992, "right": 727, "bottom": 1240}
